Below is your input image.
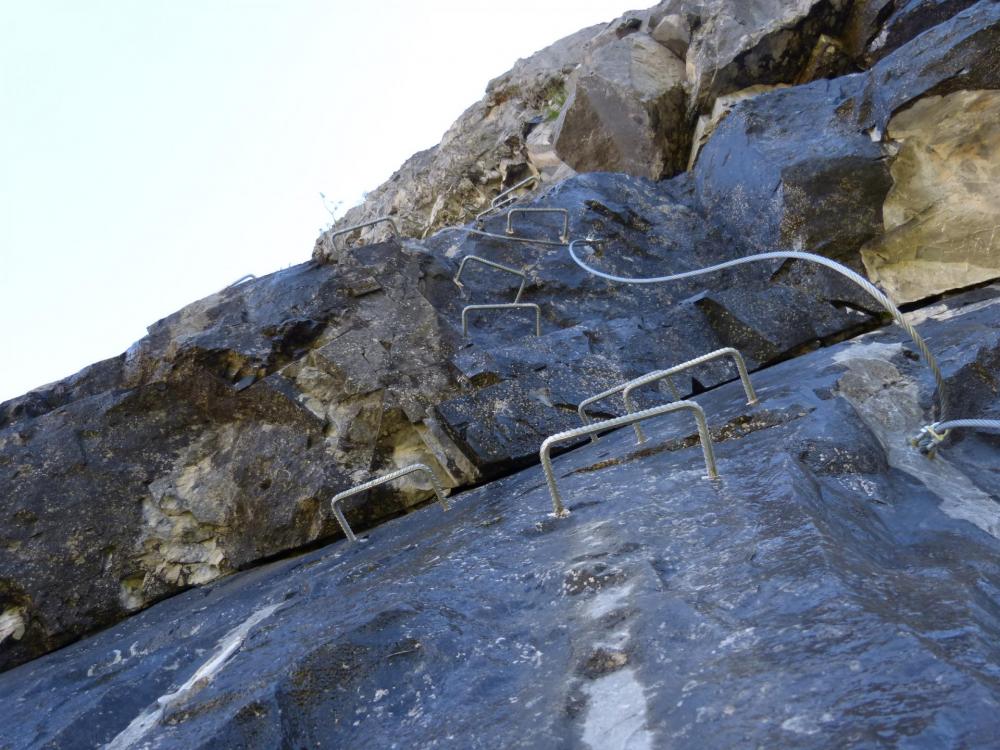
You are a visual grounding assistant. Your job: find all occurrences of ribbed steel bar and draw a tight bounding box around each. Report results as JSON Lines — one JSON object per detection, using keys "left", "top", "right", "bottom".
{"left": 541, "top": 400, "right": 718, "bottom": 517}
{"left": 577, "top": 375, "right": 680, "bottom": 444}
{"left": 623, "top": 348, "right": 758, "bottom": 443}
{"left": 475, "top": 175, "right": 539, "bottom": 225}
{"left": 330, "top": 463, "right": 448, "bottom": 543}
{"left": 223, "top": 274, "right": 256, "bottom": 291}
{"left": 329, "top": 216, "right": 400, "bottom": 249}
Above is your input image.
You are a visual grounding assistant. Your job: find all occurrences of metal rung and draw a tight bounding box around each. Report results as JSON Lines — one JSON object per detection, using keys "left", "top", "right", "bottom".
{"left": 623, "top": 348, "right": 757, "bottom": 443}
{"left": 449, "top": 226, "right": 569, "bottom": 247}
{"left": 454, "top": 255, "right": 527, "bottom": 303}
{"left": 330, "top": 463, "right": 449, "bottom": 543}
{"left": 577, "top": 348, "right": 757, "bottom": 444}
{"left": 329, "top": 216, "right": 400, "bottom": 249}
{"left": 462, "top": 303, "right": 541, "bottom": 337}
{"left": 475, "top": 175, "right": 540, "bottom": 225}
{"left": 578, "top": 375, "right": 681, "bottom": 441}
{"left": 541, "top": 400, "right": 719, "bottom": 517}
{"left": 224, "top": 274, "right": 256, "bottom": 291}
{"left": 506, "top": 208, "right": 569, "bottom": 243}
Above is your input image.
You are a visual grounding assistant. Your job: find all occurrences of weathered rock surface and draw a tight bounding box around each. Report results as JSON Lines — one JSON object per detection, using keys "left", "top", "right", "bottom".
{"left": 680, "top": 0, "right": 855, "bottom": 108}
{"left": 1, "top": 285, "right": 998, "bottom": 749}
{"left": 316, "top": 22, "right": 602, "bottom": 247}
{"left": 3, "top": 168, "right": 895, "bottom": 671}
{"left": 694, "top": 0, "right": 1000, "bottom": 261}
{"left": 552, "top": 32, "right": 688, "bottom": 179}
{"left": 6, "top": 0, "right": 1000, "bottom": 689}
{"left": 0, "top": 245, "right": 471, "bottom": 672}
{"left": 861, "top": 89, "right": 1000, "bottom": 304}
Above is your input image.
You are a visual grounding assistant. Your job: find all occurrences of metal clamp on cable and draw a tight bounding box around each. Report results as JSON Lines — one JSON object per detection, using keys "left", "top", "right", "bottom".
{"left": 911, "top": 423, "right": 951, "bottom": 456}
{"left": 911, "top": 419, "right": 1000, "bottom": 456}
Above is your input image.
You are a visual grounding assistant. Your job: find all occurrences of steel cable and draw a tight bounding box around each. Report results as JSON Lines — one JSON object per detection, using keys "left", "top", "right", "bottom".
{"left": 567, "top": 241, "right": 955, "bottom": 441}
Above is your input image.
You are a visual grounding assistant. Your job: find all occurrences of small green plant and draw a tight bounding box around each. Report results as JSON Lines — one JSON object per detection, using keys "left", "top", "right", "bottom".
{"left": 542, "top": 80, "right": 568, "bottom": 122}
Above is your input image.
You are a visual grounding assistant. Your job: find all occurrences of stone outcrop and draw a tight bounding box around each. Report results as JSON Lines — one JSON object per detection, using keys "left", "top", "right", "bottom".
{"left": 861, "top": 89, "right": 1000, "bottom": 304}
{"left": 684, "top": 0, "right": 855, "bottom": 108}
{"left": 1, "top": 169, "right": 890, "bottom": 671}
{"left": 4, "top": 0, "right": 1000, "bottom": 700}
{"left": 2, "top": 284, "right": 999, "bottom": 749}
{"left": 316, "top": 0, "right": 866, "bottom": 251}
{"left": 551, "top": 32, "right": 688, "bottom": 179}
{"left": 694, "top": 0, "right": 1000, "bottom": 261}
{"left": 316, "top": 23, "right": 603, "bottom": 247}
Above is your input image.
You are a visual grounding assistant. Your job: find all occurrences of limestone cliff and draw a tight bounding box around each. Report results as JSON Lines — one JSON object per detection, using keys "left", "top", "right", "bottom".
{"left": 2, "top": 0, "right": 1000, "bottom": 709}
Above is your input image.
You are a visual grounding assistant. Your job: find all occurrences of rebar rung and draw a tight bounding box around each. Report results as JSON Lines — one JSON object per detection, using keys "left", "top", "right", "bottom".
{"left": 454, "top": 255, "right": 528, "bottom": 304}
{"left": 462, "top": 303, "right": 541, "bottom": 337}
{"left": 623, "top": 348, "right": 757, "bottom": 443}
{"left": 223, "top": 274, "right": 256, "bottom": 291}
{"left": 330, "top": 463, "right": 449, "bottom": 543}
{"left": 506, "top": 208, "right": 569, "bottom": 243}
{"left": 329, "top": 216, "right": 400, "bottom": 249}
{"left": 577, "top": 347, "right": 757, "bottom": 444}
{"left": 540, "top": 400, "right": 719, "bottom": 518}
{"left": 475, "top": 175, "right": 540, "bottom": 224}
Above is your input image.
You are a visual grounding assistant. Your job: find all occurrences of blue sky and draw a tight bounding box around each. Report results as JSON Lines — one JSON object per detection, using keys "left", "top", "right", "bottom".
{"left": 0, "top": 1, "right": 627, "bottom": 403}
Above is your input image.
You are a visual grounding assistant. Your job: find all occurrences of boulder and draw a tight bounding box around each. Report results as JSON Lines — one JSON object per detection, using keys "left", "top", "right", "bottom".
{"left": 861, "top": 89, "right": 1000, "bottom": 304}
{"left": 552, "top": 33, "right": 688, "bottom": 179}
{"left": 687, "top": 84, "right": 788, "bottom": 170}
{"left": 651, "top": 13, "right": 691, "bottom": 58}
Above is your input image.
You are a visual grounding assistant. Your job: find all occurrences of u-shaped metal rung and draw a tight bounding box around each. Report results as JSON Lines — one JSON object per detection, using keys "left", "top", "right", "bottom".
{"left": 506, "top": 208, "right": 569, "bottom": 243}
{"left": 541, "top": 400, "right": 718, "bottom": 517}
{"left": 476, "top": 175, "right": 540, "bottom": 225}
{"left": 454, "top": 255, "right": 527, "bottom": 303}
{"left": 329, "top": 216, "right": 400, "bottom": 249}
{"left": 224, "top": 274, "right": 256, "bottom": 291}
{"left": 577, "top": 348, "right": 756, "bottom": 445}
{"left": 330, "top": 463, "right": 449, "bottom": 543}
{"left": 623, "top": 348, "right": 757, "bottom": 443}
{"left": 462, "top": 303, "right": 541, "bottom": 337}
{"left": 577, "top": 375, "right": 681, "bottom": 443}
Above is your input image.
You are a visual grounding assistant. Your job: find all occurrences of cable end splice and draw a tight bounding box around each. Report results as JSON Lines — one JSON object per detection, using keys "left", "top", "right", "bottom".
{"left": 911, "top": 423, "right": 951, "bottom": 456}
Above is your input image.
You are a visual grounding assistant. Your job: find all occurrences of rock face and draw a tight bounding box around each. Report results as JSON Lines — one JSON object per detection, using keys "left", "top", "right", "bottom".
{"left": 7, "top": 0, "right": 1000, "bottom": 674}
{"left": 3, "top": 0, "right": 1000, "bottom": 708}
{"left": 317, "top": 23, "right": 602, "bottom": 246}
{"left": 1, "top": 170, "right": 890, "bottom": 671}
{"left": 316, "top": 0, "right": 869, "bottom": 250}
{"left": 861, "top": 89, "right": 1000, "bottom": 303}
{"left": 694, "top": 0, "right": 1000, "bottom": 261}
{"left": 0, "top": 246, "right": 471, "bottom": 671}
{"left": 1, "top": 284, "right": 998, "bottom": 749}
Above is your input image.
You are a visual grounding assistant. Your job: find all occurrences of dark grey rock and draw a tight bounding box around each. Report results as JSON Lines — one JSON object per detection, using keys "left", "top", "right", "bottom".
{"left": 1, "top": 284, "right": 998, "bottom": 749}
